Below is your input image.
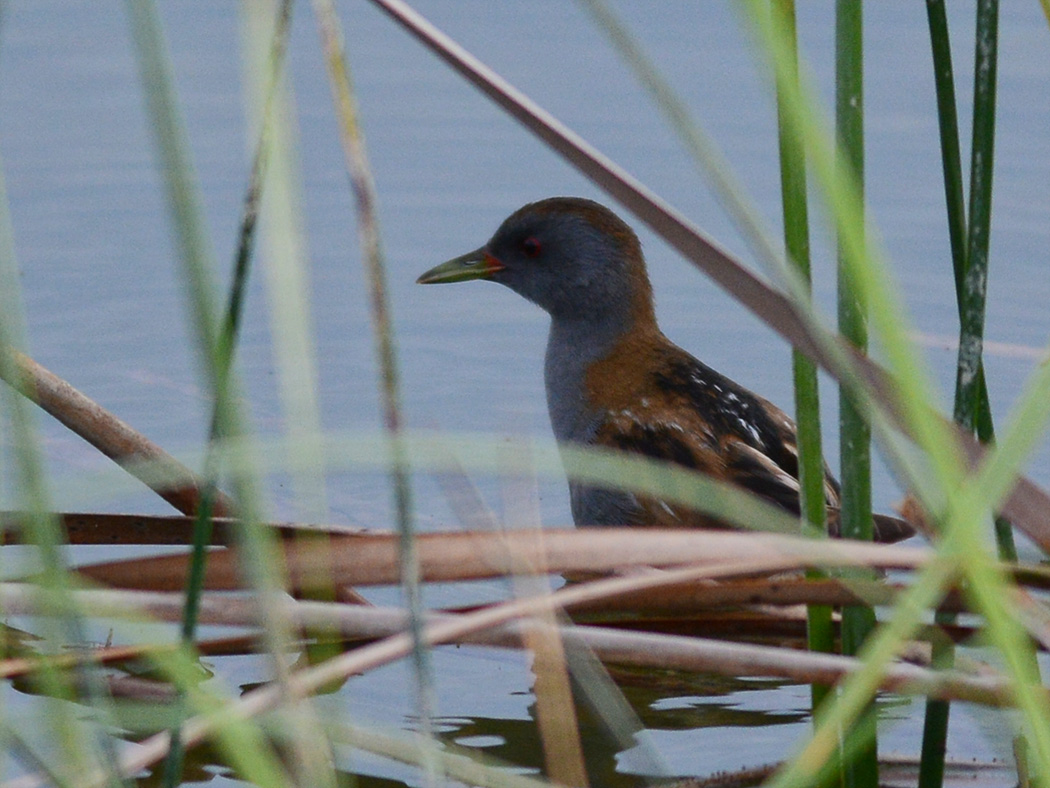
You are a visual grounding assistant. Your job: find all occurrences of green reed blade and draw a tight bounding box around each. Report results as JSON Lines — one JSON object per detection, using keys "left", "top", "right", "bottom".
{"left": 182, "top": 0, "right": 294, "bottom": 649}
{"left": 952, "top": 2, "right": 1039, "bottom": 781}
{"left": 771, "top": 0, "right": 836, "bottom": 731}
{"left": 956, "top": 0, "right": 997, "bottom": 436}
{"left": 918, "top": 1, "right": 1008, "bottom": 784}
{"left": 125, "top": 2, "right": 309, "bottom": 786}
{"left": 957, "top": 0, "right": 1012, "bottom": 575}
{"left": 918, "top": 4, "right": 962, "bottom": 786}
{"left": 926, "top": 0, "right": 1015, "bottom": 567}
{"left": 834, "top": 0, "right": 871, "bottom": 543}
{"left": 834, "top": 2, "right": 877, "bottom": 786}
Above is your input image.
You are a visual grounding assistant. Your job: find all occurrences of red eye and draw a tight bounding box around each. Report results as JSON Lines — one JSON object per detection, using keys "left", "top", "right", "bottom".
{"left": 522, "top": 237, "right": 542, "bottom": 258}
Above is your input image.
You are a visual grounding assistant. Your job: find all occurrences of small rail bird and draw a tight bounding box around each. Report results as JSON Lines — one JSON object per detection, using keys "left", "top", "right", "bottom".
{"left": 418, "top": 197, "right": 912, "bottom": 542}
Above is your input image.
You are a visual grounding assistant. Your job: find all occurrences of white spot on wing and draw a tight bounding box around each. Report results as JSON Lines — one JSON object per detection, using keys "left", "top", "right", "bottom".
{"left": 657, "top": 501, "right": 681, "bottom": 520}
{"left": 737, "top": 417, "right": 762, "bottom": 444}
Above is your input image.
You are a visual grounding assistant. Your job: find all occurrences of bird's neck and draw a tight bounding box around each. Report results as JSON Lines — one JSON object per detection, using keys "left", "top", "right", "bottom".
{"left": 544, "top": 310, "right": 660, "bottom": 444}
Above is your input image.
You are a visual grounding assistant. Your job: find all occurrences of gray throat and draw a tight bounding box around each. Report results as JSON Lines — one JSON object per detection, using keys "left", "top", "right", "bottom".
{"left": 543, "top": 314, "right": 627, "bottom": 446}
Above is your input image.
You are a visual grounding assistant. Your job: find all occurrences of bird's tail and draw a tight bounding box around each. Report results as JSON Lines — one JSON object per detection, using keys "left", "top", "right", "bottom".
{"left": 826, "top": 508, "right": 917, "bottom": 544}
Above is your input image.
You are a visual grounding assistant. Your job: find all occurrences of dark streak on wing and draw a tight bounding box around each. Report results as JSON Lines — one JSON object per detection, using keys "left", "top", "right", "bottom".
{"left": 603, "top": 422, "right": 700, "bottom": 470}
{"left": 648, "top": 346, "right": 847, "bottom": 514}
{"left": 724, "top": 441, "right": 803, "bottom": 514}
{"left": 652, "top": 349, "right": 801, "bottom": 475}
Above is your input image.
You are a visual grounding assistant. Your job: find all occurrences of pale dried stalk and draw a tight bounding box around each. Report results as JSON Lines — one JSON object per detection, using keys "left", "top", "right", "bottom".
{"left": 502, "top": 471, "right": 588, "bottom": 788}
{"left": 0, "top": 351, "right": 234, "bottom": 518}
{"left": 0, "top": 634, "right": 274, "bottom": 681}
{"left": 73, "top": 527, "right": 933, "bottom": 591}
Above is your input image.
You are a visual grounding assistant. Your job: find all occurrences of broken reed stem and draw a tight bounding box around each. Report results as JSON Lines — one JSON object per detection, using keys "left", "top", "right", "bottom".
{"left": 0, "top": 350, "right": 234, "bottom": 518}
{"left": 7, "top": 512, "right": 363, "bottom": 546}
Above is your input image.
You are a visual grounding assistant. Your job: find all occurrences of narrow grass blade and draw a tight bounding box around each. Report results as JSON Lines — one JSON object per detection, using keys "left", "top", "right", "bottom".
{"left": 309, "top": 1, "right": 439, "bottom": 784}
{"left": 166, "top": 3, "right": 299, "bottom": 785}
{"left": 124, "top": 0, "right": 291, "bottom": 658}
{"left": 125, "top": 2, "right": 315, "bottom": 785}
{"left": 242, "top": 2, "right": 332, "bottom": 527}
{"left": 576, "top": 0, "right": 796, "bottom": 287}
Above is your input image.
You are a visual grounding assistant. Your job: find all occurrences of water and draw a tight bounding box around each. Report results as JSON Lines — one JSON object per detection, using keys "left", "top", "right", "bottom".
{"left": 0, "top": 1, "right": 1048, "bottom": 785}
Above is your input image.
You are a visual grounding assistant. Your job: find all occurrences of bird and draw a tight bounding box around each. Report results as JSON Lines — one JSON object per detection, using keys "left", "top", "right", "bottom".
{"left": 417, "top": 197, "right": 913, "bottom": 542}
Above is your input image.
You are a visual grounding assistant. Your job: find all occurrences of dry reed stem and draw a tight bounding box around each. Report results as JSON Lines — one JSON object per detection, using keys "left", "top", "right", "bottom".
{"left": 0, "top": 512, "right": 367, "bottom": 546}
{"left": 71, "top": 528, "right": 933, "bottom": 591}
{"left": 0, "top": 633, "right": 265, "bottom": 679}
{"left": 0, "top": 351, "right": 234, "bottom": 518}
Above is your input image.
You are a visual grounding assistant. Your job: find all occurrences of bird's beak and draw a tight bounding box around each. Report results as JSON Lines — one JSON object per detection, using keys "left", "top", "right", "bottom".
{"left": 416, "top": 247, "right": 505, "bottom": 284}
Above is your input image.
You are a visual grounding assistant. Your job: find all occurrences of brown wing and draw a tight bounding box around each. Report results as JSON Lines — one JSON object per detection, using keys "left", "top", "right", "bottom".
{"left": 589, "top": 414, "right": 721, "bottom": 527}
{"left": 645, "top": 345, "right": 840, "bottom": 513}
{"left": 581, "top": 337, "right": 915, "bottom": 539}
{"left": 590, "top": 411, "right": 826, "bottom": 529}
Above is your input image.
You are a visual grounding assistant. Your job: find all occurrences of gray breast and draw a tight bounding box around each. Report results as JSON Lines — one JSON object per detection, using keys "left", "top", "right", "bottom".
{"left": 543, "top": 314, "right": 626, "bottom": 444}
{"left": 544, "top": 315, "right": 640, "bottom": 527}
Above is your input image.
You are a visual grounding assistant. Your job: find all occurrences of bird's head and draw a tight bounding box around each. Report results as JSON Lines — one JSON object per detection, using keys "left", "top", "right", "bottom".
{"left": 418, "top": 197, "right": 655, "bottom": 327}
